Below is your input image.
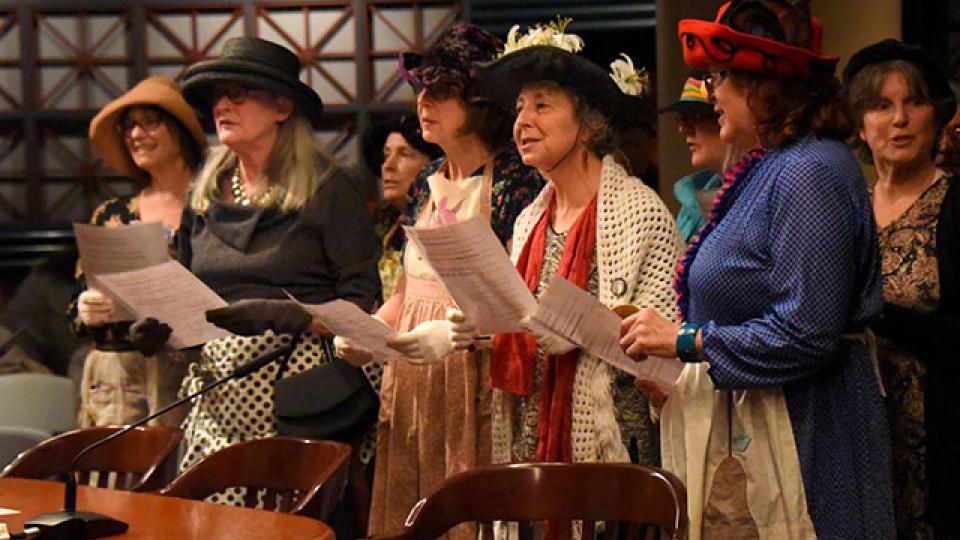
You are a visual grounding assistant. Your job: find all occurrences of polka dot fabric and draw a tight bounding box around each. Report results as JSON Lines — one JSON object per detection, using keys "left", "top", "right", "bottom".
{"left": 179, "top": 331, "right": 378, "bottom": 504}
{"left": 685, "top": 136, "right": 894, "bottom": 539}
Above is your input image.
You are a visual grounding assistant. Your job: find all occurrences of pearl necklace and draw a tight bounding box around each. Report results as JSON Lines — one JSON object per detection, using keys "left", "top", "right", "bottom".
{"left": 230, "top": 167, "right": 277, "bottom": 206}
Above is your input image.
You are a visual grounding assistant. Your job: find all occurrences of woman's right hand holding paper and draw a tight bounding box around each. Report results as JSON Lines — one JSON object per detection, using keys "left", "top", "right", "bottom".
{"left": 78, "top": 289, "right": 114, "bottom": 327}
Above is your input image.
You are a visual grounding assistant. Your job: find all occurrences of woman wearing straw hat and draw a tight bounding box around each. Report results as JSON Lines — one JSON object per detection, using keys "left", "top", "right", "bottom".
{"left": 620, "top": 1, "right": 894, "bottom": 538}
{"left": 335, "top": 23, "right": 543, "bottom": 539}
{"left": 130, "top": 37, "right": 381, "bottom": 480}
{"left": 74, "top": 76, "right": 207, "bottom": 428}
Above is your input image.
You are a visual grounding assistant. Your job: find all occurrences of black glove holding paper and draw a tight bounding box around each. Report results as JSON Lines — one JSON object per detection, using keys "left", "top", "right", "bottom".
{"left": 205, "top": 299, "right": 312, "bottom": 336}
{"left": 129, "top": 317, "right": 172, "bottom": 356}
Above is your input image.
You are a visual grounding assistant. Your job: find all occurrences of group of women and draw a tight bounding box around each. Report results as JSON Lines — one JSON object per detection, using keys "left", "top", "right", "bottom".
{"left": 69, "top": 0, "right": 959, "bottom": 538}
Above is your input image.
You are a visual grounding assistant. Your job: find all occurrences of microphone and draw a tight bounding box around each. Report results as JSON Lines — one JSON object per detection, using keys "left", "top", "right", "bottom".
{"left": 25, "top": 333, "right": 303, "bottom": 539}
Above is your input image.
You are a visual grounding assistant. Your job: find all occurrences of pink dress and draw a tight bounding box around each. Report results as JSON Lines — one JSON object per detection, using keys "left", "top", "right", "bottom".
{"left": 369, "top": 163, "right": 494, "bottom": 539}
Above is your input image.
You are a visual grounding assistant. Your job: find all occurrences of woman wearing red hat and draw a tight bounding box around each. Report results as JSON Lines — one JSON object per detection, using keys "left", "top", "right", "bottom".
{"left": 620, "top": 2, "right": 894, "bottom": 538}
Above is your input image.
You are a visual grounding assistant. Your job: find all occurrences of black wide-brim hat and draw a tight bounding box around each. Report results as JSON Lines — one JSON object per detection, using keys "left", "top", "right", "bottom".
{"left": 844, "top": 38, "right": 958, "bottom": 128}
{"left": 181, "top": 37, "right": 323, "bottom": 128}
{"left": 474, "top": 45, "right": 645, "bottom": 132}
{"left": 361, "top": 113, "right": 443, "bottom": 176}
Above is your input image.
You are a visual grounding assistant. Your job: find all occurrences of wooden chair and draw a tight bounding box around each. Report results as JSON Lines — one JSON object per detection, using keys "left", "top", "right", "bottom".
{"left": 159, "top": 436, "right": 351, "bottom": 520}
{"left": 367, "top": 462, "right": 688, "bottom": 540}
{"left": 0, "top": 425, "right": 181, "bottom": 492}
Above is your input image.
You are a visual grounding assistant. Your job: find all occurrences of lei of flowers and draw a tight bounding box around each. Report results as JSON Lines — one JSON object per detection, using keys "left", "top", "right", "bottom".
{"left": 500, "top": 16, "right": 649, "bottom": 97}
{"left": 673, "top": 147, "right": 766, "bottom": 322}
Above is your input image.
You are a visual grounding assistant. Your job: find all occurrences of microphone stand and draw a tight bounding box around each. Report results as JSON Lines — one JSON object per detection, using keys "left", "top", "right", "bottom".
{"left": 25, "top": 333, "right": 303, "bottom": 539}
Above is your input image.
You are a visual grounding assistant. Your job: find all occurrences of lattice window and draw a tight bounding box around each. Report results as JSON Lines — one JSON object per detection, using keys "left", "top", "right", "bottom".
{"left": 256, "top": 3, "right": 357, "bottom": 107}
{"left": 0, "top": 125, "right": 27, "bottom": 222}
{"left": 34, "top": 9, "right": 132, "bottom": 111}
{"left": 368, "top": 0, "right": 461, "bottom": 104}
{"left": 39, "top": 123, "right": 134, "bottom": 222}
{"left": 146, "top": 5, "right": 245, "bottom": 82}
{"left": 0, "top": 11, "right": 21, "bottom": 112}
{"left": 0, "top": 0, "right": 465, "bottom": 226}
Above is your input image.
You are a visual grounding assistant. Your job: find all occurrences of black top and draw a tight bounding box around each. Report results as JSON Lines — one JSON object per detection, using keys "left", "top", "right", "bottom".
{"left": 177, "top": 167, "right": 381, "bottom": 312}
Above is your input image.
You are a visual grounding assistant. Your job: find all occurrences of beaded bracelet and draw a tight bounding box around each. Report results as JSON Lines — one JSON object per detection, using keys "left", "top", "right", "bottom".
{"left": 676, "top": 322, "right": 701, "bottom": 363}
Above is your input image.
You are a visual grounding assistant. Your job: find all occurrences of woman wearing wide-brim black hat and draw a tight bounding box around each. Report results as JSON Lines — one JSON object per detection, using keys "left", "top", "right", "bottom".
{"left": 471, "top": 23, "right": 683, "bottom": 522}
{"left": 132, "top": 37, "right": 381, "bottom": 492}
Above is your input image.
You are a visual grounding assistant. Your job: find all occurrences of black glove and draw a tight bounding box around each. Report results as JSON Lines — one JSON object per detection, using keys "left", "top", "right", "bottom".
{"left": 129, "top": 317, "right": 172, "bottom": 356}
{"left": 205, "top": 299, "right": 312, "bottom": 336}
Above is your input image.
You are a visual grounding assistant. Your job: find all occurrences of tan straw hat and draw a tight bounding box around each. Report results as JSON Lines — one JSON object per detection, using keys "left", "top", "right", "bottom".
{"left": 88, "top": 76, "right": 207, "bottom": 178}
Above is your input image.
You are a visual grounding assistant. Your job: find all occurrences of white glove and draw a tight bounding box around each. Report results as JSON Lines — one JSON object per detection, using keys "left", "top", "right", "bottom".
{"left": 387, "top": 319, "right": 455, "bottom": 364}
{"left": 333, "top": 335, "right": 374, "bottom": 367}
{"left": 446, "top": 308, "right": 480, "bottom": 351}
{"left": 78, "top": 290, "right": 114, "bottom": 327}
{"left": 519, "top": 315, "right": 577, "bottom": 355}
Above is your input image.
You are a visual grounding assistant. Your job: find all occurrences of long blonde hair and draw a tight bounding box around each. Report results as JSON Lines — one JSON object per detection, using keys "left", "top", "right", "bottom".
{"left": 190, "top": 111, "right": 339, "bottom": 213}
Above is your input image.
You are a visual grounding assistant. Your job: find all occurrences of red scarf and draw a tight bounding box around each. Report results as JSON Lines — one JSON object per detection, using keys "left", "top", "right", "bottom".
{"left": 491, "top": 192, "right": 598, "bottom": 464}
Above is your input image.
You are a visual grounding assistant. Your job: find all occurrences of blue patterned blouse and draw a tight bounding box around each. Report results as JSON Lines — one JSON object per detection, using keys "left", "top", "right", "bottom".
{"left": 687, "top": 136, "right": 895, "bottom": 539}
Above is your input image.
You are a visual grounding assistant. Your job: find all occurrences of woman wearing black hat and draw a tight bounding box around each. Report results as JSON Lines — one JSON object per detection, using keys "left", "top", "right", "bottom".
{"left": 620, "top": 2, "right": 894, "bottom": 538}
{"left": 334, "top": 23, "right": 543, "bottom": 539}
{"left": 472, "top": 20, "right": 681, "bottom": 512}
{"left": 845, "top": 38, "right": 960, "bottom": 539}
{"left": 362, "top": 114, "right": 442, "bottom": 303}
{"left": 147, "top": 37, "right": 381, "bottom": 479}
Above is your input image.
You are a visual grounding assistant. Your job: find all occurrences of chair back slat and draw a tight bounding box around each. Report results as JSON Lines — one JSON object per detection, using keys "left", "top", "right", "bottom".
{"left": 583, "top": 520, "right": 595, "bottom": 540}
{"left": 159, "top": 437, "right": 351, "bottom": 520}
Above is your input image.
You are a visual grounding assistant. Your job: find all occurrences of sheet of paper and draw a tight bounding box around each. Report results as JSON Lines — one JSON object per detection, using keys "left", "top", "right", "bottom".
{"left": 74, "top": 222, "right": 172, "bottom": 322}
{"left": 531, "top": 275, "right": 683, "bottom": 388}
{"left": 404, "top": 217, "right": 536, "bottom": 334}
{"left": 291, "top": 298, "right": 399, "bottom": 360}
{"left": 90, "top": 260, "right": 229, "bottom": 349}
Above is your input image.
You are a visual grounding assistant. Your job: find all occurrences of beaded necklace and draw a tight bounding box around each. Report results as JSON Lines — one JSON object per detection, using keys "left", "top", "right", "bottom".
{"left": 674, "top": 147, "right": 766, "bottom": 322}
{"left": 230, "top": 166, "right": 278, "bottom": 206}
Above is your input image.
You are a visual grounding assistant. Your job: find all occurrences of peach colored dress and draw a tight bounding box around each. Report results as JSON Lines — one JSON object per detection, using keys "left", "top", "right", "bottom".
{"left": 368, "top": 162, "right": 493, "bottom": 539}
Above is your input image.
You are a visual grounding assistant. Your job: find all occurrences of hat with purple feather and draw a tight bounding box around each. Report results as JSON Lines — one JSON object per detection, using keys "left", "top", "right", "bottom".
{"left": 398, "top": 23, "right": 502, "bottom": 102}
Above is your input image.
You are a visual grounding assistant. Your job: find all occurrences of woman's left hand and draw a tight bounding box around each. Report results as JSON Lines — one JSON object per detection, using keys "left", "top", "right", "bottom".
{"left": 619, "top": 308, "right": 679, "bottom": 360}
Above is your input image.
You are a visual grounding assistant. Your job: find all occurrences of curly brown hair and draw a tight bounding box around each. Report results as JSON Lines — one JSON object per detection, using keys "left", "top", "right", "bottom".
{"left": 728, "top": 70, "right": 852, "bottom": 149}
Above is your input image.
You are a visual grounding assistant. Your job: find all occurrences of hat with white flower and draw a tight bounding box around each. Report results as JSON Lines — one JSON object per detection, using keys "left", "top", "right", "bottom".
{"left": 473, "top": 17, "right": 649, "bottom": 132}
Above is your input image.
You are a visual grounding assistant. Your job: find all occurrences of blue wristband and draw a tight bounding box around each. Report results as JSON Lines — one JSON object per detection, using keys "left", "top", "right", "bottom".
{"left": 676, "top": 322, "right": 701, "bottom": 363}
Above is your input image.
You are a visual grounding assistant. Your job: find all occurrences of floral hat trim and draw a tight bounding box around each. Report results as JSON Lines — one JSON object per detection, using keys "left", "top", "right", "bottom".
{"left": 501, "top": 16, "right": 649, "bottom": 98}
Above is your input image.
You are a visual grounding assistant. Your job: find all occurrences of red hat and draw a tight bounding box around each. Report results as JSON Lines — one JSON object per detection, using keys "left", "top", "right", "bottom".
{"left": 678, "top": 0, "right": 838, "bottom": 79}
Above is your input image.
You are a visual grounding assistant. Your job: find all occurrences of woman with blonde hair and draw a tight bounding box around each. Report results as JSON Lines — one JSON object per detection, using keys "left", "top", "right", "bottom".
{"left": 133, "top": 37, "right": 380, "bottom": 479}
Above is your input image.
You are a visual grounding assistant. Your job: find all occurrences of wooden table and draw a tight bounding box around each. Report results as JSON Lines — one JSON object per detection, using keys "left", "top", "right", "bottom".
{"left": 0, "top": 478, "right": 334, "bottom": 539}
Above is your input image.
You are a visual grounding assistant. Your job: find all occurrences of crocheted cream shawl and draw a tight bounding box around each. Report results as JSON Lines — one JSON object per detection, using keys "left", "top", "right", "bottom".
{"left": 491, "top": 154, "right": 683, "bottom": 465}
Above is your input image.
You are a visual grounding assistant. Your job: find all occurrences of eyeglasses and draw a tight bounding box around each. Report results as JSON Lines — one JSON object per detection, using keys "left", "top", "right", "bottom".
{"left": 704, "top": 70, "right": 729, "bottom": 97}
{"left": 212, "top": 83, "right": 252, "bottom": 105}
{"left": 116, "top": 108, "right": 163, "bottom": 136}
